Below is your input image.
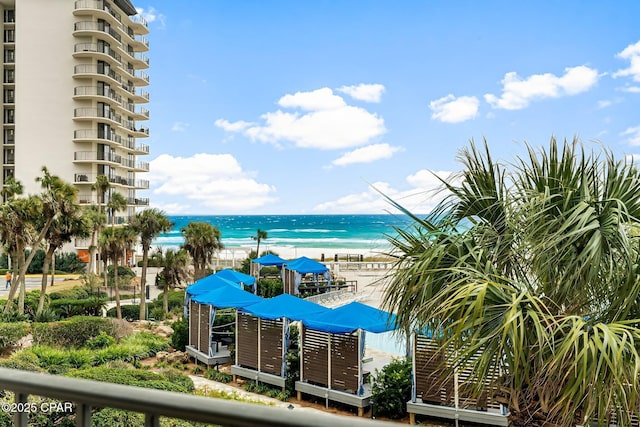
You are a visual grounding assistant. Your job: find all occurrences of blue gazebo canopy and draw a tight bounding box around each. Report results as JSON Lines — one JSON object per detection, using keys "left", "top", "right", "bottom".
{"left": 301, "top": 301, "right": 397, "bottom": 334}
{"left": 240, "top": 293, "right": 329, "bottom": 321}
{"left": 192, "top": 284, "right": 263, "bottom": 309}
{"left": 186, "top": 274, "right": 241, "bottom": 296}
{"left": 285, "top": 256, "right": 329, "bottom": 274}
{"left": 252, "top": 253, "right": 287, "bottom": 266}
{"left": 214, "top": 269, "right": 257, "bottom": 287}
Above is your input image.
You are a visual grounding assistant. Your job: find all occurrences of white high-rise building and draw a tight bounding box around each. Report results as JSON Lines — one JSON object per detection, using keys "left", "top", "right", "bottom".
{"left": 0, "top": 0, "right": 150, "bottom": 240}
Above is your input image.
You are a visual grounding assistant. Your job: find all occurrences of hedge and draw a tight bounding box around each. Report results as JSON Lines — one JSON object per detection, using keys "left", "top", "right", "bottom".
{"left": 0, "top": 322, "right": 29, "bottom": 352}
{"left": 49, "top": 297, "right": 107, "bottom": 318}
{"left": 31, "top": 317, "right": 120, "bottom": 348}
{"left": 66, "top": 366, "right": 193, "bottom": 393}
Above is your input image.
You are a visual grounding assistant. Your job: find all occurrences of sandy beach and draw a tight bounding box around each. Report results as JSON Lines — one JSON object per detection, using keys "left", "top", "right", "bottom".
{"left": 216, "top": 245, "right": 394, "bottom": 262}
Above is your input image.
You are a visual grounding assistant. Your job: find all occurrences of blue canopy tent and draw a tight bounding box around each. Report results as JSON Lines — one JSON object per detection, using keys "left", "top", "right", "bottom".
{"left": 250, "top": 254, "right": 287, "bottom": 292}
{"left": 282, "top": 256, "right": 331, "bottom": 295}
{"left": 233, "top": 294, "right": 330, "bottom": 388}
{"left": 184, "top": 274, "right": 241, "bottom": 319}
{"left": 295, "top": 302, "right": 398, "bottom": 415}
{"left": 187, "top": 284, "right": 262, "bottom": 364}
{"left": 214, "top": 269, "right": 257, "bottom": 292}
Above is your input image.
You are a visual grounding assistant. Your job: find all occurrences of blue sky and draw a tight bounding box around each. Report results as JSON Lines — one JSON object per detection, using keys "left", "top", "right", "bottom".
{"left": 135, "top": 1, "right": 640, "bottom": 215}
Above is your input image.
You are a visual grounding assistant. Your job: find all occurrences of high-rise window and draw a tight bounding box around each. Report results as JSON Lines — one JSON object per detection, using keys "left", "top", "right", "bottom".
{"left": 3, "top": 129, "right": 14, "bottom": 145}
{"left": 4, "top": 49, "right": 14, "bottom": 63}
{"left": 3, "top": 69, "right": 14, "bottom": 84}
{"left": 3, "top": 29, "right": 15, "bottom": 43}
{"left": 3, "top": 89, "right": 14, "bottom": 103}
{"left": 3, "top": 109, "right": 14, "bottom": 124}
{"left": 3, "top": 10, "right": 15, "bottom": 23}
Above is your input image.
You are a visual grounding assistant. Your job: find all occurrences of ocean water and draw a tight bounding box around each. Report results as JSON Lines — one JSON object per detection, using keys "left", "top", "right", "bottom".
{"left": 152, "top": 214, "right": 413, "bottom": 254}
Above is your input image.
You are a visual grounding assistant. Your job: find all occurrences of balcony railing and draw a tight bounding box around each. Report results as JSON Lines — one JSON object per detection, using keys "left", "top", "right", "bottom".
{"left": 74, "top": 86, "right": 123, "bottom": 104}
{"left": 0, "top": 367, "right": 393, "bottom": 427}
{"left": 135, "top": 143, "right": 150, "bottom": 154}
{"left": 129, "top": 197, "right": 149, "bottom": 206}
{"left": 136, "top": 161, "right": 149, "bottom": 171}
{"left": 74, "top": 129, "right": 123, "bottom": 145}
{"left": 74, "top": 43, "right": 121, "bottom": 63}
{"left": 73, "top": 21, "right": 121, "bottom": 43}
{"left": 74, "top": 64, "right": 123, "bottom": 85}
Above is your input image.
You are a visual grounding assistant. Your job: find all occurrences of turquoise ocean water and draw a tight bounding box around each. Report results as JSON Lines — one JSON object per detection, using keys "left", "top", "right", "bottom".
{"left": 153, "top": 214, "right": 413, "bottom": 254}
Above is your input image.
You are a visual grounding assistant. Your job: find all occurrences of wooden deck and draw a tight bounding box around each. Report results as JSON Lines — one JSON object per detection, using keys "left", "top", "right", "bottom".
{"left": 185, "top": 345, "right": 232, "bottom": 366}
{"left": 407, "top": 399, "right": 508, "bottom": 426}
{"left": 230, "top": 365, "right": 286, "bottom": 389}
{"left": 295, "top": 381, "right": 372, "bottom": 416}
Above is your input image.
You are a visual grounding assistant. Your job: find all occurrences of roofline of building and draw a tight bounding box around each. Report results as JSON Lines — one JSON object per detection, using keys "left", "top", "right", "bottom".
{"left": 115, "top": 0, "right": 137, "bottom": 16}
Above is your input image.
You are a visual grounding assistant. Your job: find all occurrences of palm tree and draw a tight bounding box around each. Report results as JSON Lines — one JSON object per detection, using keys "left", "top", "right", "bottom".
{"left": 91, "top": 174, "right": 110, "bottom": 213}
{"left": 181, "top": 222, "right": 223, "bottom": 280}
{"left": 99, "top": 226, "right": 136, "bottom": 320}
{"left": 82, "top": 205, "right": 106, "bottom": 274}
{"left": 37, "top": 202, "right": 87, "bottom": 315}
{"left": 252, "top": 228, "right": 268, "bottom": 258}
{"left": 158, "top": 248, "right": 190, "bottom": 314}
{"left": 106, "top": 192, "right": 128, "bottom": 227}
{"left": 130, "top": 209, "right": 173, "bottom": 320}
{"left": 382, "top": 138, "right": 640, "bottom": 426}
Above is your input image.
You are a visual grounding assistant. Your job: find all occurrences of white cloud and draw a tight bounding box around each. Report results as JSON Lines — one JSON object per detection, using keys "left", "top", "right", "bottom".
{"left": 135, "top": 7, "right": 166, "bottom": 29}
{"left": 171, "top": 122, "right": 190, "bottom": 132}
{"left": 214, "top": 119, "right": 253, "bottom": 132}
{"left": 621, "top": 126, "right": 640, "bottom": 146}
{"left": 618, "top": 85, "right": 640, "bottom": 93}
{"left": 484, "top": 65, "right": 600, "bottom": 110}
{"left": 429, "top": 95, "right": 480, "bottom": 123}
{"left": 279, "top": 88, "right": 346, "bottom": 111}
{"left": 337, "top": 84, "right": 386, "bottom": 103}
{"left": 217, "top": 87, "right": 386, "bottom": 150}
{"left": 313, "top": 170, "right": 456, "bottom": 214}
{"left": 613, "top": 40, "right": 640, "bottom": 82}
{"left": 148, "top": 153, "right": 277, "bottom": 213}
{"left": 332, "top": 143, "right": 402, "bottom": 166}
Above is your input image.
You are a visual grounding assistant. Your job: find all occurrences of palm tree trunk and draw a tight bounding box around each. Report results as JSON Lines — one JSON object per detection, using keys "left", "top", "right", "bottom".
{"left": 163, "top": 282, "right": 168, "bottom": 314}
{"left": 88, "top": 229, "right": 97, "bottom": 274}
{"left": 37, "top": 246, "right": 56, "bottom": 315}
{"left": 114, "top": 259, "right": 121, "bottom": 320}
{"left": 139, "top": 247, "right": 149, "bottom": 321}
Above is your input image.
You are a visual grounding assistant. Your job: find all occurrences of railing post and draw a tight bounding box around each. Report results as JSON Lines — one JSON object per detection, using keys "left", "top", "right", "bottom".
{"left": 13, "top": 392, "right": 28, "bottom": 427}
{"left": 145, "top": 413, "right": 160, "bottom": 427}
{"left": 75, "top": 403, "right": 92, "bottom": 427}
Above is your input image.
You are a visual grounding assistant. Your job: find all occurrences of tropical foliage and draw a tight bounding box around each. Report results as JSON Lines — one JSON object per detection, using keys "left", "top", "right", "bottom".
{"left": 181, "top": 221, "right": 223, "bottom": 280}
{"left": 383, "top": 138, "right": 640, "bottom": 426}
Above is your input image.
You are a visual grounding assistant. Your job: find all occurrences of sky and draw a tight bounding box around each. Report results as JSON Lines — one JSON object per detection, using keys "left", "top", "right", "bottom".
{"left": 133, "top": 1, "right": 640, "bottom": 215}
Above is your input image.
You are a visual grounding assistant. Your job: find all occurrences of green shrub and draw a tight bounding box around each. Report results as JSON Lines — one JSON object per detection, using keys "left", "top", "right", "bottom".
{"left": 0, "top": 322, "right": 29, "bottom": 353}
{"left": 0, "top": 310, "right": 29, "bottom": 322}
{"left": 149, "top": 306, "right": 165, "bottom": 320}
{"left": 106, "top": 304, "right": 139, "bottom": 320}
{"left": 31, "top": 316, "right": 119, "bottom": 348}
{"left": 49, "top": 297, "right": 107, "bottom": 318}
{"left": 0, "top": 349, "right": 42, "bottom": 372}
{"left": 92, "top": 408, "right": 143, "bottom": 427}
{"left": 258, "top": 278, "right": 283, "bottom": 298}
{"left": 33, "top": 308, "right": 59, "bottom": 322}
{"left": 67, "top": 366, "right": 193, "bottom": 393}
{"left": 371, "top": 357, "right": 412, "bottom": 419}
{"left": 157, "top": 367, "right": 195, "bottom": 392}
{"left": 204, "top": 368, "right": 232, "bottom": 383}
{"left": 49, "top": 284, "right": 106, "bottom": 300}
{"left": 171, "top": 317, "right": 188, "bottom": 351}
{"left": 86, "top": 331, "right": 116, "bottom": 349}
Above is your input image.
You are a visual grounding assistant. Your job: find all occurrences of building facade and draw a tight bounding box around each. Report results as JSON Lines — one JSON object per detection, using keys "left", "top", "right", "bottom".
{"left": 0, "top": 0, "right": 149, "bottom": 234}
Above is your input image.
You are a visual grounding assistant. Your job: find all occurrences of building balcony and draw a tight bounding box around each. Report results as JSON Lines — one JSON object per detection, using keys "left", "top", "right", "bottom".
{"left": 129, "top": 196, "right": 150, "bottom": 206}
{"left": 76, "top": 193, "right": 95, "bottom": 205}
{"left": 73, "top": 64, "right": 123, "bottom": 87}
{"left": 73, "top": 21, "right": 121, "bottom": 45}
{"left": 135, "top": 179, "right": 150, "bottom": 189}
{"left": 135, "top": 143, "right": 150, "bottom": 154}
{"left": 130, "top": 14, "right": 149, "bottom": 35}
{"left": 74, "top": 1, "right": 122, "bottom": 28}
{"left": 74, "top": 151, "right": 123, "bottom": 167}
{"left": 135, "top": 161, "right": 149, "bottom": 172}
{"left": 121, "top": 68, "right": 149, "bottom": 86}
{"left": 74, "top": 108, "right": 122, "bottom": 127}
{"left": 128, "top": 52, "right": 150, "bottom": 69}
{"left": 131, "top": 35, "right": 149, "bottom": 51}
{"left": 131, "top": 89, "right": 149, "bottom": 103}
{"left": 74, "top": 43, "right": 122, "bottom": 66}
{"left": 73, "top": 129, "right": 123, "bottom": 146}
{"left": 74, "top": 86, "right": 123, "bottom": 104}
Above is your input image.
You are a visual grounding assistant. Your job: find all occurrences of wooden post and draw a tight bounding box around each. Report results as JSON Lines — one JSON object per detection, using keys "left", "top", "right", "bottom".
{"left": 409, "top": 412, "right": 416, "bottom": 425}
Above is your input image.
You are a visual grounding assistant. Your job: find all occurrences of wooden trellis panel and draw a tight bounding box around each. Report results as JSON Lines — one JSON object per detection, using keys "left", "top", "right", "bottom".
{"left": 330, "top": 333, "right": 359, "bottom": 392}
{"left": 198, "top": 304, "right": 210, "bottom": 353}
{"left": 237, "top": 313, "right": 259, "bottom": 369}
{"left": 260, "top": 319, "right": 283, "bottom": 375}
{"left": 189, "top": 300, "right": 198, "bottom": 347}
{"left": 302, "top": 328, "right": 329, "bottom": 386}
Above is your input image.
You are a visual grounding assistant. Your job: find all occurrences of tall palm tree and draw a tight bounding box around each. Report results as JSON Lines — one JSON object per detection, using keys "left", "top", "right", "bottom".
{"left": 158, "top": 248, "right": 190, "bottom": 314}
{"left": 130, "top": 208, "right": 173, "bottom": 320}
{"left": 82, "top": 205, "right": 106, "bottom": 274}
{"left": 181, "top": 221, "right": 223, "bottom": 280}
{"left": 91, "top": 174, "right": 110, "bottom": 214}
{"left": 252, "top": 228, "right": 268, "bottom": 258}
{"left": 383, "top": 138, "right": 640, "bottom": 426}
{"left": 37, "top": 202, "right": 87, "bottom": 314}
{"left": 106, "top": 192, "right": 128, "bottom": 227}
{"left": 99, "top": 226, "right": 136, "bottom": 320}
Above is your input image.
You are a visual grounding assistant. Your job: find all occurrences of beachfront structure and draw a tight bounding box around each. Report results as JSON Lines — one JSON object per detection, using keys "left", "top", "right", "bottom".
{"left": 0, "top": 0, "right": 150, "bottom": 245}
{"left": 283, "top": 256, "right": 331, "bottom": 295}
{"left": 232, "top": 294, "right": 330, "bottom": 389}
{"left": 187, "top": 282, "right": 262, "bottom": 365}
{"left": 407, "top": 333, "right": 509, "bottom": 426}
{"left": 296, "top": 302, "right": 397, "bottom": 417}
